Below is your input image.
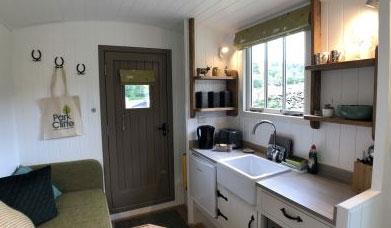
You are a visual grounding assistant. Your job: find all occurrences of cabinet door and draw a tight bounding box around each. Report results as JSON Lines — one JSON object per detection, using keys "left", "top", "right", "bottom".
{"left": 229, "top": 192, "right": 257, "bottom": 228}
{"left": 216, "top": 185, "right": 232, "bottom": 228}
{"left": 189, "top": 154, "right": 217, "bottom": 218}
{"left": 217, "top": 185, "right": 257, "bottom": 228}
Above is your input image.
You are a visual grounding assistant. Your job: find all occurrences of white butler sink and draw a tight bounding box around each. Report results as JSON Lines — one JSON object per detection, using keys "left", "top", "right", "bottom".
{"left": 217, "top": 154, "right": 290, "bottom": 205}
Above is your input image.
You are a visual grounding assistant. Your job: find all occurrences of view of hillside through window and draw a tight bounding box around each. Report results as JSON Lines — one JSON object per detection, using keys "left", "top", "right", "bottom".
{"left": 125, "top": 85, "right": 150, "bottom": 109}
{"left": 250, "top": 31, "right": 305, "bottom": 112}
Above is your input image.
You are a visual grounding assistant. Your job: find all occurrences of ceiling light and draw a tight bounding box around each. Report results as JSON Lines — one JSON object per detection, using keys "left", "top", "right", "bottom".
{"left": 366, "top": 0, "right": 379, "bottom": 8}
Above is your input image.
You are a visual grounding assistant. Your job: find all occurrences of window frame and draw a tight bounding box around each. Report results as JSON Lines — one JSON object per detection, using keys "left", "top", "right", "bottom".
{"left": 245, "top": 31, "right": 307, "bottom": 114}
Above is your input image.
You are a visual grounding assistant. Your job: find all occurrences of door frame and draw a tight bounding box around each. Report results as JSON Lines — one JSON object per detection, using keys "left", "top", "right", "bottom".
{"left": 98, "top": 45, "right": 174, "bottom": 213}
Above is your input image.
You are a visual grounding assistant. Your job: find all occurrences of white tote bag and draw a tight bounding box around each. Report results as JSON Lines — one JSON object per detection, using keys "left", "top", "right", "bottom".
{"left": 40, "top": 68, "right": 82, "bottom": 140}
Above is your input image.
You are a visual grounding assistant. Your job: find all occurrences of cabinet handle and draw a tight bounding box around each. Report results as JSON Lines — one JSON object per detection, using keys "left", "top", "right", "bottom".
{"left": 217, "top": 209, "right": 228, "bottom": 221}
{"left": 280, "top": 208, "right": 303, "bottom": 223}
{"left": 248, "top": 215, "right": 255, "bottom": 228}
{"left": 217, "top": 190, "right": 228, "bottom": 201}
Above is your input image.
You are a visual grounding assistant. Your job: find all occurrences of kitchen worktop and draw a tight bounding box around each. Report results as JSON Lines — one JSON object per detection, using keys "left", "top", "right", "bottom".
{"left": 191, "top": 147, "right": 357, "bottom": 225}
{"left": 257, "top": 171, "right": 357, "bottom": 224}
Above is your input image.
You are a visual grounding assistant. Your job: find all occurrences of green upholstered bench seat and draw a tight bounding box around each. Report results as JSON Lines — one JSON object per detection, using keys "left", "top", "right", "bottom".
{"left": 38, "top": 189, "right": 111, "bottom": 228}
{"left": 29, "top": 160, "right": 111, "bottom": 228}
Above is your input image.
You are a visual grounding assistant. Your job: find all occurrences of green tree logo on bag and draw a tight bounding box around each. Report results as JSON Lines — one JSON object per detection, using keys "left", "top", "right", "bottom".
{"left": 63, "top": 105, "right": 71, "bottom": 115}
{"left": 52, "top": 105, "right": 75, "bottom": 130}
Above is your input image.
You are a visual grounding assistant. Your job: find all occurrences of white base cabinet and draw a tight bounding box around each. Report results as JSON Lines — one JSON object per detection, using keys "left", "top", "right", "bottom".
{"left": 189, "top": 153, "right": 217, "bottom": 218}
{"left": 257, "top": 188, "right": 334, "bottom": 228}
{"left": 216, "top": 184, "right": 257, "bottom": 228}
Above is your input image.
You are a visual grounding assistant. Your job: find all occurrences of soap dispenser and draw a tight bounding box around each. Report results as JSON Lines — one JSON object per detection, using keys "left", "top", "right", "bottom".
{"left": 307, "top": 144, "right": 319, "bottom": 174}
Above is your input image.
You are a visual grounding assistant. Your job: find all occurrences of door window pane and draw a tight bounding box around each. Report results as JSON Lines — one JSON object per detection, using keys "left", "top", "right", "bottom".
{"left": 251, "top": 43, "right": 265, "bottom": 108}
{"left": 286, "top": 32, "right": 305, "bottom": 112}
{"left": 125, "top": 85, "right": 150, "bottom": 109}
{"left": 267, "top": 38, "right": 283, "bottom": 109}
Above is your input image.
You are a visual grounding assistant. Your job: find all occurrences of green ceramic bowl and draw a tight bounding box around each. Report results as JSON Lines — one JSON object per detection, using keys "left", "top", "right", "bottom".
{"left": 336, "top": 105, "right": 373, "bottom": 120}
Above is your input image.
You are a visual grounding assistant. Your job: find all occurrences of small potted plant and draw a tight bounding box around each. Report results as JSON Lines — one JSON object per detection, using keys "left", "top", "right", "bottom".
{"left": 322, "top": 104, "right": 334, "bottom": 118}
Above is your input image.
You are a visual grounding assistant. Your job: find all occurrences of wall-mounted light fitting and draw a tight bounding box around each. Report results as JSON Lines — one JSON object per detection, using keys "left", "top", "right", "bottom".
{"left": 366, "top": 0, "right": 379, "bottom": 8}
{"left": 219, "top": 46, "right": 230, "bottom": 58}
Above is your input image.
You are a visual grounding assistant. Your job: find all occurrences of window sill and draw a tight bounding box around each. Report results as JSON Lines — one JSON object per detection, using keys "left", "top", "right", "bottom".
{"left": 241, "top": 110, "right": 307, "bottom": 124}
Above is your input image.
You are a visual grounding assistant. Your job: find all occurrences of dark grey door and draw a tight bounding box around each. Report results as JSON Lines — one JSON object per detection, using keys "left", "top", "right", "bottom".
{"left": 99, "top": 46, "right": 174, "bottom": 213}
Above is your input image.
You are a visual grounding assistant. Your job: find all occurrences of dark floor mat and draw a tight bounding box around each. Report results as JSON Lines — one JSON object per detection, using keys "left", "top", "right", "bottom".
{"left": 114, "top": 210, "right": 189, "bottom": 228}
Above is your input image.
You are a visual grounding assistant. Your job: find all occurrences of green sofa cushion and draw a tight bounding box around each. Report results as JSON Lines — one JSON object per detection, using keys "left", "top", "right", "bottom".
{"left": 38, "top": 189, "right": 111, "bottom": 228}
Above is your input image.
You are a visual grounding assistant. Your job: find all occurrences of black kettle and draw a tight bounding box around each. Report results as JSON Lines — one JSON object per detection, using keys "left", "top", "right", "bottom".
{"left": 197, "top": 125, "right": 215, "bottom": 149}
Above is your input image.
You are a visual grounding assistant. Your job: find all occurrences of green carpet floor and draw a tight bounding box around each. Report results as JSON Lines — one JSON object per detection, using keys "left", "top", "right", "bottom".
{"left": 114, "top": 209, "right": 189, "bottom": 228}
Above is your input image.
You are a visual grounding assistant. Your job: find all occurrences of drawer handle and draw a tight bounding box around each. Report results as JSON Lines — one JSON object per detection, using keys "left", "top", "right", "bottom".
{"left": 280, "top": 208, "right": 303, "bottom": 223}
{"left": 217, "top": 190, "right": 228, "bottom": 201}
{"left": 248, "top": 215, "right": 255, "bottom": 228}
{"left": 217, "top": 209, "right": 228, "bottom": 221}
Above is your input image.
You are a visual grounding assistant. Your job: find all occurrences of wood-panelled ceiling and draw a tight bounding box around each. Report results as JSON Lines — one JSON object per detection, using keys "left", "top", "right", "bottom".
{"left": 0, "top": 0, "right": 307, "bottom": 32}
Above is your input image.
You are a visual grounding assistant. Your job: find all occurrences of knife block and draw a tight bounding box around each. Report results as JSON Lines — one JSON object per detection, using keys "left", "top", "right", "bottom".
{"left": 352, "top": 161, "right": 372, "bottom": 193}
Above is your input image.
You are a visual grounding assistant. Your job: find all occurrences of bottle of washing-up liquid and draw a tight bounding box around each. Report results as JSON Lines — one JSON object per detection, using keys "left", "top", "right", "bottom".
{"left": 307, "top": 144, "right": 319, "bottom": 174}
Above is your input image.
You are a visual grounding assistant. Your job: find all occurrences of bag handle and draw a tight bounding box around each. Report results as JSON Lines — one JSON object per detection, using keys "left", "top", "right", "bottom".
{"left": 50, "top": 67, "right": 69, "bottom": 97}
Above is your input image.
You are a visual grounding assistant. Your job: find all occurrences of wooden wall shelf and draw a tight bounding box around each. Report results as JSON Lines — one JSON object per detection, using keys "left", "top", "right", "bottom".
{"left": 305, "top": 59, "right": 376, "bottom": 72}
{"left": 304, "top": 115, "right": 372, "bottom": 127}
{"left": 307, "top": 0, "right": 377, "bottom": 139}
{"left": 188, "top": 18, "right": 238, "bottom": 118}
{"left": 194, "top": 76, "right": 237, "bottom": 80}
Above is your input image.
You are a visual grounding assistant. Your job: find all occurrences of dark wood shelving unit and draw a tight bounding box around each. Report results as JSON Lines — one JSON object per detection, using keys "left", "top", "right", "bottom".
{"left": 307, "top": 0, "right": 377, "bottom": 138}
{"left": 188, "top": 18, "right": 239, "bottom": 117}
{"left": 191, "top": 76, "right": 239, "bottom": 116}
{"left": 303, "top": 115, "right": 372, "bottom": 127}
{"left": 305, "top": 58, "right": 376, "bottom": 71}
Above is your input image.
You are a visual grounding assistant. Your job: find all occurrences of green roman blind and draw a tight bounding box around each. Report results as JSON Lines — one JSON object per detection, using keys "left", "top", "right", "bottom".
{"left": 119, "top": 69, "right": 155, "bottom": 84}
{"left": 234, "top": 5, "right": 311, "bottom": 50}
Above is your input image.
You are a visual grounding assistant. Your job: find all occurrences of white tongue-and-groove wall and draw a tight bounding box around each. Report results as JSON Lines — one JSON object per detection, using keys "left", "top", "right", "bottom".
{"left": 0, "top": 23, "right": 18, "bottom": 177}
{"left": 187, "top": 23, "right": 236, "bottom": 140}
{"left": 234, "top": 0, "right": 377, "bottom": 172}
{"left": 5, "top": 21, "right": 186, "bottom": 205}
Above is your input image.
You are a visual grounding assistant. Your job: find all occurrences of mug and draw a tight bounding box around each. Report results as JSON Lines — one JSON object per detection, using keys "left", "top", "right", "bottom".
{"left": 330, "top": 50, "right": 341, "bottom": 63}
{"left": 314, "top": 53, "right": 321, "bottom": 65}
{"left": 314, "top": 52, "right": 329, "bottom": 64}
{"left": 320, "top": 52, "right": 329, "bottom": 64}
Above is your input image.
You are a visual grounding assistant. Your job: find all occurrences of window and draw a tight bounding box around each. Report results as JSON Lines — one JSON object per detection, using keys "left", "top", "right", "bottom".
{"left": 124, "top": 85, "right": 151, "bottom": 109}
{"left": 247, "top": 31, "right": 306, "bottom": 113}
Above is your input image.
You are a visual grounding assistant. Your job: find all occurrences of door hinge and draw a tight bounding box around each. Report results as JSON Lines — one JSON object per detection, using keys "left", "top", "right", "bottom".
{"left": 104, "top": 63, "right": 107, "bottom": 76}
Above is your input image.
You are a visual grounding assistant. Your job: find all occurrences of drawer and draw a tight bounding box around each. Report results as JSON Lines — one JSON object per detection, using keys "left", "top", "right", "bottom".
{"left": 261, "top": 191, "right": 332, "bottom": 228}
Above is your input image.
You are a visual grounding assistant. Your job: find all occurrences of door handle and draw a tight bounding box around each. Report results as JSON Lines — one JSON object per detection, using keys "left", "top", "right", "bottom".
{"left": 158, "top": 123, "right": 169, "bottom": 136}
{"left": 280, "top": 208, "right": 303, "bottom": 222}
{"left": 248, "top": 215, "right": 255, "bottom": 228}
{"left": 217, "top": 209, "right": 228, "bottom": 221}
{"left": 217, "top": 190, "right": 228, "bottom": 201}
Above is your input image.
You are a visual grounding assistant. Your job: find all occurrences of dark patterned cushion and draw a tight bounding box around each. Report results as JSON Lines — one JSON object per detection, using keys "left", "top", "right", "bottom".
{"left": 0, "top": 166, "right": 58, "bottom": 225}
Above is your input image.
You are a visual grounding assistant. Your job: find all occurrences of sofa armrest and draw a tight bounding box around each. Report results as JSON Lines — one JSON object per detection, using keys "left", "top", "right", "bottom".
{"left": 30, "top": 159, "right": 103, "bottom": 193}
